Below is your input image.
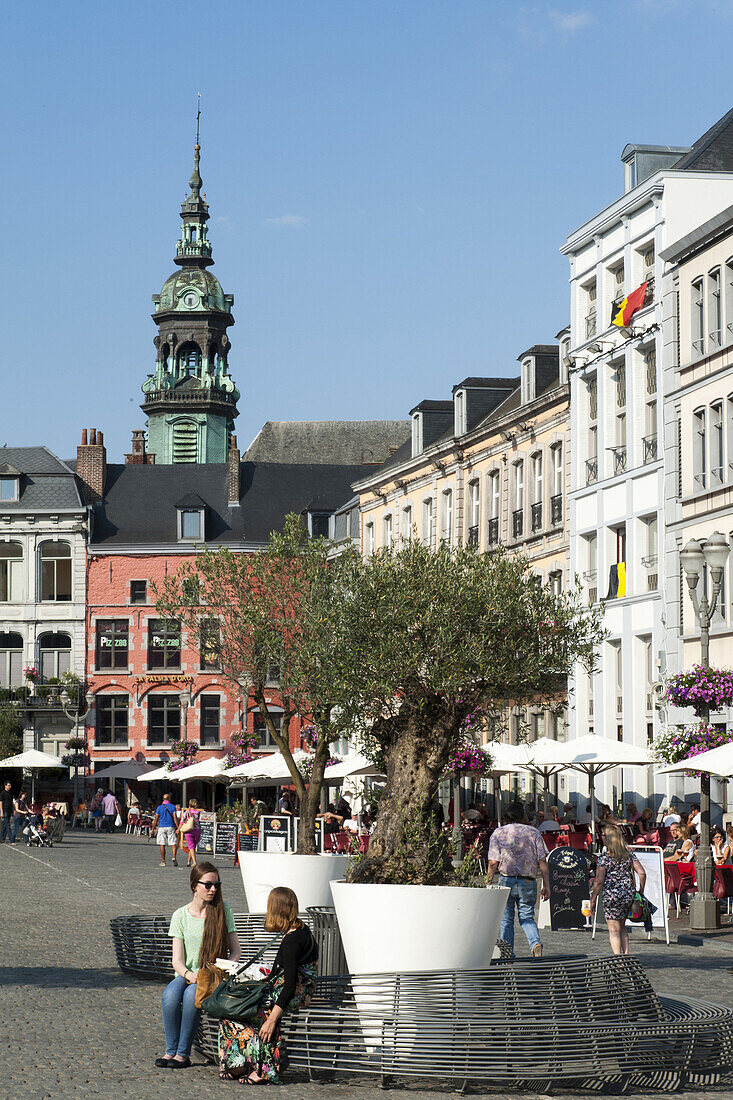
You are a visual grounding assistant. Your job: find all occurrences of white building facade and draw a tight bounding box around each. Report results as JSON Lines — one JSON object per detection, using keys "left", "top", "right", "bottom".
{"left": 563, "top": 115, "right": 733, "bottom": 813}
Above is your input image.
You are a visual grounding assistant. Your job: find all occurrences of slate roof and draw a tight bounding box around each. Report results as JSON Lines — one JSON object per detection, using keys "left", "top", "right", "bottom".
{"left": 244, "top": 420, "right": 410, "bottom": 466}
{"left": 451, "top": 377, "right": 517, "bottom": 392}
{"left": 0, "top": 447, "right": 83, "bottom": 511}
{"left": 89, "top": 461, "right": 374, "bottom": 547}
{"left": 673, "top": 108, "right": 733, "bottom": 172}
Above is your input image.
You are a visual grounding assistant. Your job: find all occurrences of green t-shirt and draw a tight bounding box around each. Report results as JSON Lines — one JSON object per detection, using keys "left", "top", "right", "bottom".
{"left": 168, "top": 902, "right": 236, "bottom": 971}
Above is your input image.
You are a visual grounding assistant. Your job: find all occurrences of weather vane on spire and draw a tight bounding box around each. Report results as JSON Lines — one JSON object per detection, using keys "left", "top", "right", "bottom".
{"left": 196, "top": 92, "right": 201, "bottom": 147}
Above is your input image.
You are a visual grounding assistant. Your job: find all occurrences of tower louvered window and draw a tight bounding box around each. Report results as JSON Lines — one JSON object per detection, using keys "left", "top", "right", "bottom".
{"left": 173, "top": 421, "right": 198, "bottom": 463}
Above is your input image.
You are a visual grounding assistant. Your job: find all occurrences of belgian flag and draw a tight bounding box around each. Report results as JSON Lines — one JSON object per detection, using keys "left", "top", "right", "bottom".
{"left": 610, "top": 281, "right": 648, "bottom": 328}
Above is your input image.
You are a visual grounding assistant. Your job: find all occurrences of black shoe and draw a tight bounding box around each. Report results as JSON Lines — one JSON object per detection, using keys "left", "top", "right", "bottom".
{"left": 170, "top": 1058, "right": 191, "bottom": 1069}
{"left": 154, "top": 1057, "right": 174, "bottom": 1068}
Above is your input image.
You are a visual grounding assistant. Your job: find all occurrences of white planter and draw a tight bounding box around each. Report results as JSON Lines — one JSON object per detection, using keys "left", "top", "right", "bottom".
{"left": 331, "top": 880, "right": 509, "bottom": 974}
{"left": 239, "top": 851, "right": 350, "bottom": 913}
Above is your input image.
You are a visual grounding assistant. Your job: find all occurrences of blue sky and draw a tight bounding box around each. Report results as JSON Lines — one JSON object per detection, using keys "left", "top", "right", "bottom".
{"left": 3, "top": 0, "right": 733, "bottom": 460}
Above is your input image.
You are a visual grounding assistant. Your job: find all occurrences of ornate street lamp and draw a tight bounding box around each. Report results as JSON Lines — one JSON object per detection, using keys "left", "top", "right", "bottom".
{"left": 680, "top": 531, "right": 731, "bottom": 931}
{"left": 60, "top": 687, "right": 95, "bottom": 807}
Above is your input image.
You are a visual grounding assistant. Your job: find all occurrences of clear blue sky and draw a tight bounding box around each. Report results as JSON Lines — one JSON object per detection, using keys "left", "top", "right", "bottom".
{"left": 2, "top": 0, "right": 732, "bottom": 461}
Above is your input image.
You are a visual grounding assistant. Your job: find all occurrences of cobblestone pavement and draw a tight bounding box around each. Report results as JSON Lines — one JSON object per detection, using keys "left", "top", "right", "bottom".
{"left": 1, "top": 831, "right": 733, "bottom": 1100}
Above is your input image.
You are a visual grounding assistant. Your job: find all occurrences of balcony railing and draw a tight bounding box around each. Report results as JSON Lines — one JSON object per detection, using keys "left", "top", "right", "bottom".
{"left": 0, "top": 684, "right": 86, "bottom": 710}
{"left": 487, "top": 517, "right": 499, "bottom": 545}
{"left": 468, "top": 525, "right": 479, "bottom": 547}
{"left": 531, "top": 502, "right": 543, "bottom": 533}
{"left": 642, "top": 435, "right": 658, "bottom": 464}
{"left": 550, "top": 494, "right": 563, "bottom": 526}
{"left": 610, "top": 447, "right": 627, "bottom": 475}
{"left": 585, "top": 458, "right": 598, "bottom": 485}
{"left": 588, "top": 586, "right": 598, "bottom": 606}
{"left": 512, "top": 509, "right": 523, "bottom": 539}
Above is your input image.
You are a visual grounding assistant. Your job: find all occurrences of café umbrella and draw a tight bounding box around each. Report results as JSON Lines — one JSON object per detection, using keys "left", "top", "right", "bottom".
{"left": 485, "top": 737, "right": 567, "bottom": 813}
{"left": 0, "top": 749, "right": 69, "bottom": 802}
{"left": 655, "top": 741, "right": 733, "bottom": 778}
{"left": 226, "top": 750, "right": 309, "bottom": 785}
{"left": 170, "top": 755, "right": 231, "bottom": 810}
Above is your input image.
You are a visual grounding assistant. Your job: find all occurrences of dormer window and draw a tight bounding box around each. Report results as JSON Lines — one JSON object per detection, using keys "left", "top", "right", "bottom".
{"left": 176, "top": 493, "right": 207, "bottom": 542}
{"left": 454, "top": 390, "right": 467, "bottom": 436}
{"left": 0, "top": 477, "right": 18, "bottom": 502}
{"left": 521, "top": 359, "right": 535, "bottom": 404}
{"left": 411, "top": 413, "right": 423, "bottom": 458}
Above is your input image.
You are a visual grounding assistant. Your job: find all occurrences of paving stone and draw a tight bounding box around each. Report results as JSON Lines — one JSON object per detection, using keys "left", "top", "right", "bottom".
{"left": 1, "top": 831, "right": 732, "bottom": 1098}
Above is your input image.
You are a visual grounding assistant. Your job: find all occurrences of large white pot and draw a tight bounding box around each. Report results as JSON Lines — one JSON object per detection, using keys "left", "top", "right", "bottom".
{"left": 239, "top": 852, "right": 350, "bottom": 913}
{"left": 331, "top": 881, "right": 509, "bottom": 974}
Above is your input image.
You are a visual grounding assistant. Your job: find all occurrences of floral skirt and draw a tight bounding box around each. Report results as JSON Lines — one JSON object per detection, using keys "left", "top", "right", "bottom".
{"left": 218, "top": 963, "right": 317, "bottom": 1084}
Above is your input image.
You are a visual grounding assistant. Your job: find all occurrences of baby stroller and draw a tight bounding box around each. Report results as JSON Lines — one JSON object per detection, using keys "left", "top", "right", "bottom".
{"left": 24, "top": 813, "right": 53, "bottom": 847}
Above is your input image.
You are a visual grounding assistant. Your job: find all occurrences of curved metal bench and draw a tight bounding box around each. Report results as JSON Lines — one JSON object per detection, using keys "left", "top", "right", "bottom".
{"left": 194, "top": 955, "right": 733, "bottom": 1091}
{"left": 110, "top": 909, "right": 346, "bottom": 981}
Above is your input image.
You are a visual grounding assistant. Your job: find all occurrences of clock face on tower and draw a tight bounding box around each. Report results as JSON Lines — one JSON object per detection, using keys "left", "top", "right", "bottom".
{"left": 182, "top": 290, "right": 198, "bottom": 309}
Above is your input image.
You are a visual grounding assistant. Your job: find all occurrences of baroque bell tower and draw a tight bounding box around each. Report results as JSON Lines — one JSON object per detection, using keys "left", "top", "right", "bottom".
{"left": 142, "top": 137, "right": 239, "bottom": 463}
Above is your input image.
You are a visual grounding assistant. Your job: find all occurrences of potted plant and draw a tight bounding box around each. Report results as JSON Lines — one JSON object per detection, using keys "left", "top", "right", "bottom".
{"left": 322, "top": 539, "right": 601, "bottom": 975}
{"left": 155, "top": 515, "right": 354, "bottom": 909}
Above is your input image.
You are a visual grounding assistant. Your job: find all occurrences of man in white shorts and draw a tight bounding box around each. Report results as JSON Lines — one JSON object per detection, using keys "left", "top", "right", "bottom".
{"left": 151, "top": 793, "right": 179, "bottom": 867}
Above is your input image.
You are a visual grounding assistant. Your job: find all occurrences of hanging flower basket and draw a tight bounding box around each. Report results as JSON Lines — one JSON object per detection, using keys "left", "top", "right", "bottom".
{"left": 444, "top": 740, "right": 494, "bottom": 777}
{"left": 61, "top": 752, "right": 89, "bottom": 768}
{"left": 664, "top": 665, "right": 733, "bottom": 715}
{"left": 298, "top": 754, "right": 341, "bottom": 782}
{"left": 224, "top": 729, "right": 259, "bottom": 770}
{"left": 166, "top": 740, "right": 200, "bottom": 771}
{"left": 654, "top": 721, "right": 731, "bottom": 774}
{"left": 65, "top": 736, "right": 87, "bottom": 751}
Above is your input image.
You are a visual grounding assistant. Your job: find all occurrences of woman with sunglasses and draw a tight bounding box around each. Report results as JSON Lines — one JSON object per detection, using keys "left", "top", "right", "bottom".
{"left": 157, "top": 861, "right": 240, "bottom": 1069}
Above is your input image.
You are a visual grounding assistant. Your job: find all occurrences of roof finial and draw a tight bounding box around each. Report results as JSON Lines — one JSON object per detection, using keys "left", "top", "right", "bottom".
{"left": 189, "top": 93, "right": 203, "bottom": 196}
{"left": 196, "top": 92, "right": 201, "bottom": 146}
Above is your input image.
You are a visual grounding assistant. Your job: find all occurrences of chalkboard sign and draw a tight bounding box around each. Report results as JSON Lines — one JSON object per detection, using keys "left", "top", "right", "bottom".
{"left": 215, "top": 821, "right": 239, "bottom": 857}
{"left": 548, "top": 847, "right": 590, "bottom": 930}
{"left": 198, "top": 813, "right": 215, "bottom": 854}
{"left": 261, "top": 815, "right": 290, "bottom": 853}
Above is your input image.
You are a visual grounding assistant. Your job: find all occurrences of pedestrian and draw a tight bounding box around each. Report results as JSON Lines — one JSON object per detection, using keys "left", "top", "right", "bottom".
{"left": 90, "top": 788, "right": 104, "bottom": 831}
{"left": 487, "top": 803, "right": 549, "bottom": 959}
{"left": 156, "top": 861, "right": 240, "bottom": 1070}
{"left": 277, "top": 791, "right": 293, "bottom": 815}
{"left": 102, "top": 788, "right": 120, "bottom": 833}
{"left": 152, "top": 792, "right": 180, "bottom": 867}
{"left": 218, "top": 886, "right": 318, "bottom": 1085}
{"left": 10, "top": 788, "right": 32, "bottom": 844}
{"left": 0, "top": 780, "right": 14, "bottom": 843}
{"left": 590, "top": 824, "right": 646, "bottom": 956}
{"left": 179, "top": 798, "right": 202, "bottom": 868}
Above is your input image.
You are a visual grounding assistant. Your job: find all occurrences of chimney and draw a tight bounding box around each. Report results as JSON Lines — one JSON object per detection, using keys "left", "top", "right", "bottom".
{"left": 124, "top": 428, "right": 155, "bottom": 465}
{"left": 227, "top": 434, "right": 241, "bottom": 506}
{"left": 77, "top": 428, "right": 107, "bottom": 504}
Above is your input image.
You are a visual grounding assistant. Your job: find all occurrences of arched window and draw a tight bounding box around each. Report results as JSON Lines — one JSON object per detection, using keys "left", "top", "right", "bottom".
{"left": 177, "top": 342, "right": 202, "bottom": 377}
{"left": 172, "top": 420, "right": 198, "bottom": 464}
{"left": 0, "top": 631, "right": 23, "bottom": 688}
{"left": 190, "top": 227, "right": 197, "bottom": 242}
{"left": 0, "top": 542, "right": 23, "bottom": 602}
{"left": 39, "top": 632, "right": 71, "bottom": 680}
{"left": 39, "top": 541, "right": 71, "bottom": 602}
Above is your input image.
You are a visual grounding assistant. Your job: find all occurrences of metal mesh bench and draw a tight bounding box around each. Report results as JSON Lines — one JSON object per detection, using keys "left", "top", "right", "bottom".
{"left": 110, "top": 908, "right": 346, "bottom": 981}
{"left": 194, "top": 955, "right": 733, "bottom": 1091}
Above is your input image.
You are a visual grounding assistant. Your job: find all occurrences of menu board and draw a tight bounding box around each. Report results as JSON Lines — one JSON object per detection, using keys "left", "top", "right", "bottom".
{"left": 215, "top": 821, "right": 239, "bottom": 857}
{"left": 314, "top": 818, "right": 324, "bottom": 852}
{"left": 261, "top": 815, "right": 291, "bottom": 853}
{"left": 624, "top": 846, "right": 668, "bottom": 942}
{"left": 548, "top": 847, "right": 590, "bottom": 930}
{"left": 198, "top": 812, "right": 215, "bottom": 854}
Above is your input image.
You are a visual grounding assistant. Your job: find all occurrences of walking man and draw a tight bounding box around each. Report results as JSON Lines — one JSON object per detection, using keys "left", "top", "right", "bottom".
{"left": 487, "top": 803, "right": 549, "bottom": 959}
{"left": 151, "top": 793, "right": 179, "bottom": 867}
{"left": 0, "top": 781, "right": 13, "bottom": 843}
{"left": 102, "top": 788, "right": 120, "bottom": 833}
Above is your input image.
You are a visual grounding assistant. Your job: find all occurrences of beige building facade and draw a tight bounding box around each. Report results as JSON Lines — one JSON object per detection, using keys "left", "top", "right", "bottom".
{"left": 352, "top": 342, "right": 571, "bottom": 758}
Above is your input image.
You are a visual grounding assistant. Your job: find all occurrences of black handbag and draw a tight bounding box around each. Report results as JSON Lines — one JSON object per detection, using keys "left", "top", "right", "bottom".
{"left": 202, "top": 933, "right": 282, "bottom": 1022}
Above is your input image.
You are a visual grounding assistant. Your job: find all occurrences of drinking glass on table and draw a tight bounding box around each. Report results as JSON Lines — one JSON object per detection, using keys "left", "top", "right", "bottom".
{"left": 581, "top": 898, "right": 592, "bottom": 928}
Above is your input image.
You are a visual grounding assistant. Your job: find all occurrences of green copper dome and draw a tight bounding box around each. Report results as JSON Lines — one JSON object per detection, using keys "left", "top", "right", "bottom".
{"left": 156, "top": 267, "right": 230, "bottom": 314}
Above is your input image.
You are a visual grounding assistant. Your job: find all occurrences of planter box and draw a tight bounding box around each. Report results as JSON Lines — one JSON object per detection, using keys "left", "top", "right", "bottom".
{"left": 239, "top": 851, "right": 350, "bottom": 914}
{"left": 331, "top": 880, "right": 509, "bottom": 974}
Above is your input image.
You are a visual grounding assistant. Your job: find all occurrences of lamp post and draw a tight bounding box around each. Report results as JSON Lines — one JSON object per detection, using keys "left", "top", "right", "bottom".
{"left": 60, "top": 686, "right": 95, "bottom": 808}
{"left": 680, "top": 532, "right": 730, "bottom": 932}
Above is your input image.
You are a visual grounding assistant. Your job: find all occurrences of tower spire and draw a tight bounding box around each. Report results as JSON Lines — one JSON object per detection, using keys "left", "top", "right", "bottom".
{"left": 189, "top": 93, "right": 203, "bottom": 197}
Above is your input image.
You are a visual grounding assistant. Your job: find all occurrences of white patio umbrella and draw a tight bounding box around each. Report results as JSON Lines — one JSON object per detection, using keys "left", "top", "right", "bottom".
{"left": 138, "top": 765, "right": 179, "bottom": 783}
{"left": 323, "top": 753, "right": 386, "bottom": 781}
{"left": 226, "top": 750, "right": 309, "bottom": 785}
{"left": 0, "top": 749, "right": 69, "bottom": 801}
{"left": 170, "top": 755, "right": 231, "bottom": 810}
{"left": 540, "top": 734, "right": 654, "bottom": 839}
{"left": 655, "top": 741, "right": 733, "bottom": 778}
{"left": 485, "top": 737, "right": 566, "bottom": 813}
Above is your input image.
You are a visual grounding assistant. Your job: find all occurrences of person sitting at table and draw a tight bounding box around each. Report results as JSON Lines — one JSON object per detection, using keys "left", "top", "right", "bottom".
{"left": 688, "top": 803, "right": 701, "bottom": 835}
{"left": 712, "top": 827, "right": 728, "bottom": 865}
{"left": 336, "top": 795, "right": 351, "bottom": 821}
{"left": 560, "top": 802, "right": 576, "bottom": 825}
{"left": 664, "top": 823, "right": 694, "bottom": 862}
{"left": 464, "top": 802, "right": 482, "bottom": 823}
{"left": 724, "top": 824, "right": 733, "bottom": 864}
{"left": 636, "top": 807, "right": 654, "bottom": 834}
{"left": 538, "top": 806, "right": 560, "bottom": 833}
{"left": 316, "top": 803, "right": 344, "bottom": 834}
{"left": 625, "top": 803, "right": 642, "bottom": 825}
{"left": 662, "top": 804, "right": 681, "bottom": 828}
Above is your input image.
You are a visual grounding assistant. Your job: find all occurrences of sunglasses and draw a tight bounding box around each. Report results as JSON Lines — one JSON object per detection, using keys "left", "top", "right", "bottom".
{"left": 197, "top": 880, "right": 221, "bottom": 889}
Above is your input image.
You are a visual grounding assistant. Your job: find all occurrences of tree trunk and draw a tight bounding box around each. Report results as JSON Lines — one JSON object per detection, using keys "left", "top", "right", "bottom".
{"left": 296, "top": 728, "right": 331, "bottom": 855}
{"left": 347, "top": 708, "right": 458, "bottom": 884}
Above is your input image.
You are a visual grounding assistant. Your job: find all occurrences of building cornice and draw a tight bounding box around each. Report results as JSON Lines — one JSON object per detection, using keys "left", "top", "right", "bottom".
{"left": 87, "top": 542, "right": 267, "bottom": 556}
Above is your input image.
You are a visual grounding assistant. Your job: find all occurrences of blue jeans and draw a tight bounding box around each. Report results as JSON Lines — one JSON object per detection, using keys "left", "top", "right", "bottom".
{"left": 0, "top": 816, "right": 12, "bottom": 842}
{"left": 10, "top": 815, "right": 28, "bottom": 843}
{"left": 161, "top": 974, "right": 200, "bottom": 1058}
{"left": 499, "top": 875, "right": 541, "bottom": 954}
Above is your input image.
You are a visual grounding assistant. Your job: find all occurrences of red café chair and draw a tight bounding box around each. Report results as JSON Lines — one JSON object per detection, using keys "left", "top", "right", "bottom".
{"left": 664, "top": 861, "right": 684, "bottom": 918}
{"left": 569, "top": 828, "right": 592, "bottom": 852}
{"left": 336, "top": 832, "right": 350, "bottom": 854}
{"left": 541, "top": 829, "right": 562, "bottom": 852}
{"left": 714, "top": 865, "right": 733, "bottom": 914}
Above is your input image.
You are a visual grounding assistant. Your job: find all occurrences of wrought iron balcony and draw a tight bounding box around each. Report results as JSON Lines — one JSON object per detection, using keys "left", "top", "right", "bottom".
{"left": 642, "top": 435, "right": 658, "bottom": 464}
{"left": 512, "top": 509, "right": 524, "bottom": 539}
{"left": 550, "top": 494, "right": 563, "bottom": 526}
{"left": 610, "top": 447, "right": 627, "bottom": 476}
{"left": 0, "top": 683, "right": 86, "bottom": 711}
{"left": 585, "top": 458, "right": 598, "bottom": 485}
{"left": 487, "top": 517, "right": 499, "bottom": 546}
{"left": 531, "top": 502, "right": 543, "bottom": 533}
{"left": 468, "top": 525, "right": 479, "bottom": 548}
